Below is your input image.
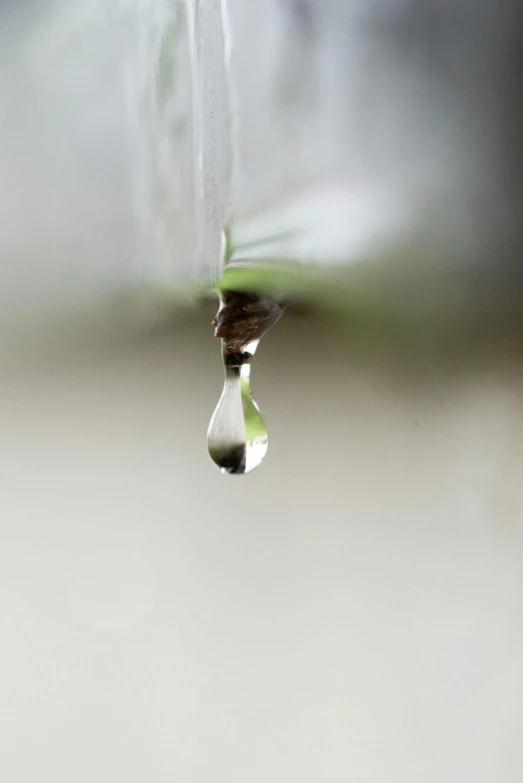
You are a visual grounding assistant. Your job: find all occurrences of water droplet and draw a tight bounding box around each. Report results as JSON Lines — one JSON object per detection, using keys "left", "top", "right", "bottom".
{"left": 207, "top": 291, "right": 285, "bottom": 475}
{"left": 207, "top": 341, "right": 267, "bottom": 474}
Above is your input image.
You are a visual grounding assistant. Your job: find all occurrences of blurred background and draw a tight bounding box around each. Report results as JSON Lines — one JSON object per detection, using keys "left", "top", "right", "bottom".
{"left": 2, "top": 1, "right": 523, "bottom": 781}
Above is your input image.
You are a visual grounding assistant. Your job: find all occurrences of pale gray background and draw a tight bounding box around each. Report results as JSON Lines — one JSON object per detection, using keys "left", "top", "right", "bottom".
{"left": 2, "top": 311, "right": 523, "bottom": 782}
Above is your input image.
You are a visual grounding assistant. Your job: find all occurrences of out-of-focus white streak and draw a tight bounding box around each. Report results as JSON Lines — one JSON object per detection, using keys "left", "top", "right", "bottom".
{"left": 1, "top": 0, "right": 522, "bottom": 329}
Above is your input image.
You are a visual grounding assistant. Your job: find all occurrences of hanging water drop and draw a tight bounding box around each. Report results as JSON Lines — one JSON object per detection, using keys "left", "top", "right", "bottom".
{"left": 207, "top": 290, "right": 285, "bottom": 474}
{"left": 207, "top": 339, "right": 267, "bottom": 474}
